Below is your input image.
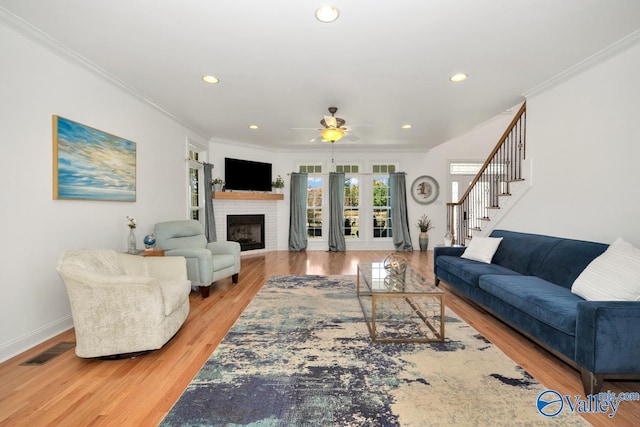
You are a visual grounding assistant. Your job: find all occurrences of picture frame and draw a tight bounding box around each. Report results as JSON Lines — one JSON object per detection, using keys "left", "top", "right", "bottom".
{"left": 53, "top": 116, "right": 136, "bottom": 201}
{"left": 410, "top": 175, "right": 439, "bottom": 205}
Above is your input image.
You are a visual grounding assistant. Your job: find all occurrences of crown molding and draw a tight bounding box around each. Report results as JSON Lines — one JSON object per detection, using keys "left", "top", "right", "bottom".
{"left": 523, "top": 29, "right": 640, "bottom": 98}
{"left": 0, "top": 8, "right": 208, "bottom": 139}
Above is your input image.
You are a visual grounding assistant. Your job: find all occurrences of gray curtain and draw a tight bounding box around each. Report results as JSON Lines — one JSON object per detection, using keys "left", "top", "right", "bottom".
{"left": 390, "top": 172, "right": 413, "bottom": 251}
{"left": 288, "top": 172, "right": 308, "bottom": 251}
{"left": 203, "top": 162, "right": 217, "bottom": 242}
{"left": 328, "top": 172, "right": 346, "bottom": 252}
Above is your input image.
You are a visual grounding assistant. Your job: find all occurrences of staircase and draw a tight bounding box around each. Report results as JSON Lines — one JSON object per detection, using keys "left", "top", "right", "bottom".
{"left": 447, "top": 102, "right": 528, "bottom": 245}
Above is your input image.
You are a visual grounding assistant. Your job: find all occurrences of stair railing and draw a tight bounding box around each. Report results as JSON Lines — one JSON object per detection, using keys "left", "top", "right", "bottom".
{"left": 446, "top": 102, "right": 527, "bottom": 245}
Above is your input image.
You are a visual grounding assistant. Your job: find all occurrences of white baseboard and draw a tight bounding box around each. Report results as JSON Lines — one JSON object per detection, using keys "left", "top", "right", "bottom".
{"left": 0, "top": 316, "right": 74, "bottom": 363}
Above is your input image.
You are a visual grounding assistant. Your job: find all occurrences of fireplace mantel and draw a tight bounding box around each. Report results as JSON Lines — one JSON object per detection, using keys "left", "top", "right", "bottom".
{"left": 213, "top": 192, "right": 284, "bottom": 201}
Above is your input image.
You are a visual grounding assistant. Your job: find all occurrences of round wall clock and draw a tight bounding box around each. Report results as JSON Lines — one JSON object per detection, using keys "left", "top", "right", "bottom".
{"left": 410, "top": 175, "right": 439, "bottom": 205}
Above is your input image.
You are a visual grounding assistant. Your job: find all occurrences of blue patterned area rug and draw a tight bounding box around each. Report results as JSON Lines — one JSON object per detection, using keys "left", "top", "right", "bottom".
{"left": 160, "top": 275, "right": 587, "bottom": 426}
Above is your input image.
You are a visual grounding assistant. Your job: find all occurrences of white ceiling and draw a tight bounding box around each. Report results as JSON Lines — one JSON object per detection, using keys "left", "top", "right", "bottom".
{"left": 2, "top": 0, "right": 640, "bottom": 150}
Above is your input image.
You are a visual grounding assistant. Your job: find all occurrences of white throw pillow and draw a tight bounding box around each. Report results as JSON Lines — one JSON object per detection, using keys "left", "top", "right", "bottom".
{"left": 460, "top": 237, "right": 503, "bottom": 264}
{"left": 571, "top": 237, "right": 640, "bottom": 301}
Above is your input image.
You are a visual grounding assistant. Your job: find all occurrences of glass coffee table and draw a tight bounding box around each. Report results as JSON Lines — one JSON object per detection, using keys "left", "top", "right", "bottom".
{"left": 357, "top": 262, "right": 445, "bottom": 343}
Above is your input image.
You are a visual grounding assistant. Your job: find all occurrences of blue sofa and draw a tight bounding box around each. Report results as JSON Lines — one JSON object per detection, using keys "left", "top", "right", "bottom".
{"left": 434, "top": 229, "right": 640, "bottom": 394}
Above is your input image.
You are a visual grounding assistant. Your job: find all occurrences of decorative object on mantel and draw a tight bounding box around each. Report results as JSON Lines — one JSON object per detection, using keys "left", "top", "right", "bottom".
{"left": 410, "top": 175, "right": 439, "bottom": 205}
{"left": 271, "top": 175, "right": 285, "bottom": 193}
{"left": 143, "top": 234, "right": 156, "bottom": 250}
{"left": 126, "top": 216, "right": 137, "bottom": 254}
{"left": 52, "top": 115, "right": 136, "bottom": 202}
{"left": 212, "top": 177, "right": 224, "bottom": 193}
{"left": 416, "top": 214, "right": 434, "bottom": 251}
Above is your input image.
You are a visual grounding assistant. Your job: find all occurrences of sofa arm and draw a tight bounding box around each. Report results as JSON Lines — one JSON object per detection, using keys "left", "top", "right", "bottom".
{"left": 433, "top": 246, "right": 466, "bottom": 258}
{"left": 433, "top": 246, "right": 466, "bottom": 285}
{"left": 575, "top": 301, "right": 640, "bottom": 374}
{"left": 164, "top": 248, "right": 212, "bottom": 284}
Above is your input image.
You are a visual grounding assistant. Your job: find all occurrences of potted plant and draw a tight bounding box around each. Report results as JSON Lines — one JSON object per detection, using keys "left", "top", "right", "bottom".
{"left": 212, "top": 178, "right": 224, "bottom": 193}
{"left": 272, "top": 175, "right": 285, "bottom": 193}
{"left": 416, "top": 214, "right": 434, "bottom": 251}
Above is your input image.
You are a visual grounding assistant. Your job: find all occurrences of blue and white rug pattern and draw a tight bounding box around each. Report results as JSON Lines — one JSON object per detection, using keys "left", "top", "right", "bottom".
{"left": 161, "top": 275, "right": 586, "bottom": 426}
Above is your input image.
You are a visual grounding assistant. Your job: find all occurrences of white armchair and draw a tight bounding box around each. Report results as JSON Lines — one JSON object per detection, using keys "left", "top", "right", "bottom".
{"left": 154, "top": 220, "right": 241, "bottom": 298}
{"left": 56, "top": 248, "right": 191, "bottom": 358}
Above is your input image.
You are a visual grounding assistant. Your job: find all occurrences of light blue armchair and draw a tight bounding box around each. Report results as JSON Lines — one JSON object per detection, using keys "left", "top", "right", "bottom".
{"left": 154, "top": 220, "right": 241, "bottom": 298}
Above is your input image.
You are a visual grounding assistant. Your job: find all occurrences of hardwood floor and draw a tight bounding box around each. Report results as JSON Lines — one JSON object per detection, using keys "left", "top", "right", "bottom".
{"left": 0, "top": 251, "right": 638, "bottom": 426}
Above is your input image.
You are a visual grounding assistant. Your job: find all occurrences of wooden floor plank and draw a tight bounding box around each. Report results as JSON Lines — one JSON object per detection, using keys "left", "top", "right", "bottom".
{"left": 0, "top": 250, "right": 637, "bottom": 426}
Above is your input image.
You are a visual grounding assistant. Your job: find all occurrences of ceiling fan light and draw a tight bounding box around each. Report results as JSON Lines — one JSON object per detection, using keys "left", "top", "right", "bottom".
{"left": 202, "top": 75, "right": 219, "bottom": 84}
{"left": 449, "top": 73, "right": 468, "bottom": 83}
{"left": 321, "top": 127, "right": 345, "bottom": 142}
{"left": 315, "top": 4, "right": 340, "bottom": 23}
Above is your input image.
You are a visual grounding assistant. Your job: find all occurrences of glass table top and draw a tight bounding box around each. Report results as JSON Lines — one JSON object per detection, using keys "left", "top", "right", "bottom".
{"left": 358, "top": 262, "right": 442, "bottom": 294}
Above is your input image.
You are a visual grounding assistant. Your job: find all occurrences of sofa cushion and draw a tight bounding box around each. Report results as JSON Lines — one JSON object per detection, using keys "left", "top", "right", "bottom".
{"left": 461, "top": 237, "right": 503, "bottom": 263}
{"left": 489, "top": 230, "right": 607, "bottom": 289}
{"left": 572, "top": 238, "right": 640, "bottom": 301}
{"left": 479, "top": 275, "right": 583, "bottom": 336}
{"left": 436, "top": 255, "right": 521, "bottom": 288}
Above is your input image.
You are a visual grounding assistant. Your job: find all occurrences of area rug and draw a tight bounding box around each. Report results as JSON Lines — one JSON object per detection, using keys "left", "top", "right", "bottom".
{"left": 160, "top": 275, "right": 587, "bottom": 426}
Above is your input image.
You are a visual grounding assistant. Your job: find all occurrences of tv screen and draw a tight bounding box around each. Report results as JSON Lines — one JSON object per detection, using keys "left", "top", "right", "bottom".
{"left": 224, "top": 157, "right": 272, "bottom": 192}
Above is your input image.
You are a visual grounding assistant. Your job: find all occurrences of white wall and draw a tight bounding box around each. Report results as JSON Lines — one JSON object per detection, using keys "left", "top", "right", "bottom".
{"left": 0, "top": 22, "right": 206, "bottom": 361}
{"left": 497, "top": 40, "right": 640, "bottom": 246}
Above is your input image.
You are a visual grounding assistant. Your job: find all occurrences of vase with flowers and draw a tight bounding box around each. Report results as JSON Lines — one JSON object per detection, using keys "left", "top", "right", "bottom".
{"left": 212, "top": 177, "right": 224, "bottom": 193}
{"left": 126, "top": 216, "right": 137, "bottom": 254}
{"left": 416, "top": 214, "right": 434, "bottom": 251}
{"left": 271, "top": 175, "right": 285, "bottom": 193}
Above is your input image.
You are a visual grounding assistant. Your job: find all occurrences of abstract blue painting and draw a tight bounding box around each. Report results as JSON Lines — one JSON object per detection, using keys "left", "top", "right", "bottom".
{"left": 53, "top": 116, "right": 136, "bottom": 201}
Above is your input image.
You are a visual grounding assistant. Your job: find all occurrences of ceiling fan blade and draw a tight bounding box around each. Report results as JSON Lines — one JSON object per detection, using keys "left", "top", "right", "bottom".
{"left": 324, "top": 116, "right": 337, "bottom": 128}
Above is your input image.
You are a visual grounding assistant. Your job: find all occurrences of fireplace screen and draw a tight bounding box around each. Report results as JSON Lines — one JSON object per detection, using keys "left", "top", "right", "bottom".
{"left": 227, "top": 215, "right": 265, "bottom": 251}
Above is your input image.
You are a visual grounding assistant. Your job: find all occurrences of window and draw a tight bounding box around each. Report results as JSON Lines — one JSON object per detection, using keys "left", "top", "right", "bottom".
{"left": 187, "top": 141, "right": 207, "bottom": 225}
{"left": 337, "top": 164, "right": 360, "bottom": 238}
{"left": 301, "top": 165, "right": 323, "bottom": 238}
{"left": 372, "top": 164, "right": 395, "bottom": 238}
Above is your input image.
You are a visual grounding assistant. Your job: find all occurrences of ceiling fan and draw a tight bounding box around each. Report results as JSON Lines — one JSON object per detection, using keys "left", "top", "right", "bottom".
{"left": 293, "top": 107, "right": 360, "bottom": 143}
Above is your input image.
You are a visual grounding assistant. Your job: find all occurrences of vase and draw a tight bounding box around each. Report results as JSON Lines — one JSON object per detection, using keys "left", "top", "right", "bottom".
{"left": 127, "top": 228, "right": 137, "bottom": 254}
{"left": 213, "top": 183, "right": 222, "bottom": 192}
{"left": 419, "top": 231, "right": 429, "bottom": 252}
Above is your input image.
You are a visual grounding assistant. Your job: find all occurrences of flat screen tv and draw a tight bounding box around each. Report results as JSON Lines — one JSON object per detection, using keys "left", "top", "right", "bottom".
{"left": 224, "top": 157, "right": 272, "bottom": 192}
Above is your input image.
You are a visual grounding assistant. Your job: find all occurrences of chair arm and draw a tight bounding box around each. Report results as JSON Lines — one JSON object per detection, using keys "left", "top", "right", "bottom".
{"left": 207, "top": 240, "right": 241, "bottom": 257}
{"left": 59, "top": 269, "right": 166, "bottom": 326}
{"left": 164, "top": 247, "right": 211, "bottom": 261}
{"left": 575, "top": 301, "right": 640, "bottom": 373}
{"left": 164, "top": 248, "right": 212, "bottom": 285}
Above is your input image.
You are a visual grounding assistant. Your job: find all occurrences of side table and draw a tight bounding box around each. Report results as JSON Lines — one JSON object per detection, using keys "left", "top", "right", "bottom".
{"left": 138, "top": 249, "right": 165, "bottom": 257}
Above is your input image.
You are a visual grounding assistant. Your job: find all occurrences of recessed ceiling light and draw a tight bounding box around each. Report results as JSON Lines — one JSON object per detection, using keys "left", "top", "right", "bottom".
{"left": 315, "top": 4, "right": 340, "bottom": 23}
{"left": 202, "top": 75, "right": 219, "bottom": 84}
{"left": 449, "top": 73, "right": 468, "bottom": 83}
{"left": 248, "top": 125, "right": 259, "bottom": 130}
{"left": 402, "top": 124, "right": 413, "bottom": 129}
